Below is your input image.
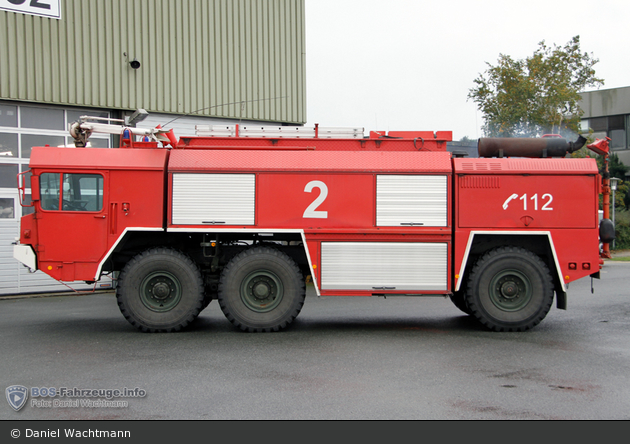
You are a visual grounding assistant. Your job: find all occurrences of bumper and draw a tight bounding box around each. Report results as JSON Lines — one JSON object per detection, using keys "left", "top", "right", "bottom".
{"left": 13, "top": 244, "right": 37, "bottom": 272}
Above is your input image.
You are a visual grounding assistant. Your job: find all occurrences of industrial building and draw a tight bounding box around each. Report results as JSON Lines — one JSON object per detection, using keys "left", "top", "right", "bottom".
{"left": 579, "top": 86, "right": 630, "bottom": 173}
{"left": 0, "top": 0, "right": 306, "bottom": 294}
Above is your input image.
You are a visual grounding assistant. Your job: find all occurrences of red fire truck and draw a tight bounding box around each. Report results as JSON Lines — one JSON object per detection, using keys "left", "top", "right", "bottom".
{"left": 13, "top": 112, "right": 606, "bottom": 333}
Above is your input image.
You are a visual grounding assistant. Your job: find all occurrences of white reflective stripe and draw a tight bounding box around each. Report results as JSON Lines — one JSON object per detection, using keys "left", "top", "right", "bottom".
{"left": 97, "top": 227, "right": 321, "bottom": 296}
{"left": 95, "top": 227, "right": 163, "bottom": 279}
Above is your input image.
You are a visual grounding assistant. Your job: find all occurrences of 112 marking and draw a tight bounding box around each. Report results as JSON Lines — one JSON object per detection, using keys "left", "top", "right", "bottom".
{"left": 503, "top": 193, "right": 553, "bottom": 211}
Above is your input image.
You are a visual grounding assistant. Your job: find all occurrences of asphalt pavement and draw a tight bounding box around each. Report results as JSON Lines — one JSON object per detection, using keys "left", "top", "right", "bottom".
{"left": 0, "top": 258, "right": 629, "bottom": 420}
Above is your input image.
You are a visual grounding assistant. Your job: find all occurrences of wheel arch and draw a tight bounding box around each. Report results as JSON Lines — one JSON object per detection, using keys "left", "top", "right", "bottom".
{"left": 97, "top": 228, "right": 318, "bottom": 292}
{"left": 96, "top": 228, "right": 166, "bottom": 279}
{"left": 456, "top": 232, "right": 566, "bottom": 307}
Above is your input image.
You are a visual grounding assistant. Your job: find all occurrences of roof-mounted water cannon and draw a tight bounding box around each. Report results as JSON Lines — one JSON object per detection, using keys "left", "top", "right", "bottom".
{"left": 586, "top": 136, "right": 610, "bottom": 156}
{"left": 68, "top": 110, "right": 177, "bottom": 148}
{"left": 478, "top": 135, "right": 587, "bottom": 158}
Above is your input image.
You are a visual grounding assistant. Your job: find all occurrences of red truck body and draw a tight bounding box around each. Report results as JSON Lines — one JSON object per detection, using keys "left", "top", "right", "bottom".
{"left": 14, "top": 119, "right": 603, "bottom": 333}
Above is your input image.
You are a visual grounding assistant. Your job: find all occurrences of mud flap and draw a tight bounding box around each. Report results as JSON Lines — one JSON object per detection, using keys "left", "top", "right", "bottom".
{"left": 556, "top": 290, "right": 567, "bottom": 310}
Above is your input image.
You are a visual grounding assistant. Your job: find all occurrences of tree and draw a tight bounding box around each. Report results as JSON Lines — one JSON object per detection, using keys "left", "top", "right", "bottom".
{"left": 468, "top": 36, "right": 604, "bottom": 138}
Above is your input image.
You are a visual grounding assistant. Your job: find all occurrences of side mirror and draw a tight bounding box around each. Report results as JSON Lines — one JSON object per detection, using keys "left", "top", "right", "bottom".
{"left": 30, "top": 175, "right": 40, "bottom": 202}
{"left": 18, "top": 171, "right": 37, "bottom": 206}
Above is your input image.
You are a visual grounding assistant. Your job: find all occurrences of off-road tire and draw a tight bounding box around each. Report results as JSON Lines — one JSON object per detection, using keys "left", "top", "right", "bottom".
{"left": 116, "top": 248, "right": 204, "bottom": 332}
{"left": 465, "top": 246, "right": 554, "bottom": 332}
{"left": 218, "top": 247, "right": 305, "bottom": 332}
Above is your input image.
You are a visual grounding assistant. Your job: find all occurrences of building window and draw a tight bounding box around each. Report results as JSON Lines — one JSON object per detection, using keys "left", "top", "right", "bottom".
{"left": 0, "top": 102, "right": 111, "bottom": 205}
{"left": 21, "top": 106, "right": 65, "bottom": 131}
{"left": 581, "top": 114, "right": 628, "bottom": 151}
{"left": 0, "top": 104, "right": 17, "bottom": 127}
{"left": 21, "top": 134, "right": 65, "bottom": 159}
{"left": 610, "top": 129, "right": 626, "bottom": 150}
{"left": 0, "top": 164, "right": 18, "bottom": 188}
{"left": 589, "top": 117, "right": 607, "bottom": 132}
{"left": 0, "top": 133, "right": 18, "bottom": 158}
{"left": 0, "top": 197, "right": 14, "bottom": 218}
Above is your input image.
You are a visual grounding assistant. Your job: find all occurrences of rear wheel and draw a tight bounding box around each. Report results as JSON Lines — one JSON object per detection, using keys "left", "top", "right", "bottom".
{"left": 116, "top": 248, "right": 204, "bottom": 332}
{"left": 218, "top": 247, "right": 305, "bottom": 332}
{"left": 465, "top": 246, "right": 554, "bottom": 332}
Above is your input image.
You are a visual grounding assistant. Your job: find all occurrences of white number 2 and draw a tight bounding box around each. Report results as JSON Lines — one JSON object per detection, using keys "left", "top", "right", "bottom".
{"left": 303, "top": 180, "right": 328, "bottom": 219}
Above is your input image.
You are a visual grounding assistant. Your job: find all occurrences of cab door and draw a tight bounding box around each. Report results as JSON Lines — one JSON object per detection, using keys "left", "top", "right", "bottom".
{"left": 35, "top": 171, "right": 108, "bottom": 281}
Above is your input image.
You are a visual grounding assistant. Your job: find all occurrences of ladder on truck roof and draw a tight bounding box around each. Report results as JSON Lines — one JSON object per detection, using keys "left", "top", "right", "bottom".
{"left": 67, "top": 109, "right": 452, "bottom": 151}
{"left": 196, "top": 124, "right": 365, "bottom": 139}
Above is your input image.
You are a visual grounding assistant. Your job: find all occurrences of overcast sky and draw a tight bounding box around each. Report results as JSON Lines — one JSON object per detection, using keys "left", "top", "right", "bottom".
{"left": 304, "top": 0, "right": 630, "bottom": 141}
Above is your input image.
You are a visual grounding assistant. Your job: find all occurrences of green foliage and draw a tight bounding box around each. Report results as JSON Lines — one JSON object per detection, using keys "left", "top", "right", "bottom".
{"left": 598, "top": 154, "right": 629, "bottom": 211}
{"left": 613, "top": 209, "right": 630, "bottom": 250}
{"left": 609, "top": 153, "right": 630, "bottom": 180}
{"left": 468, "top": 36, "right": 604, "bottom": 138}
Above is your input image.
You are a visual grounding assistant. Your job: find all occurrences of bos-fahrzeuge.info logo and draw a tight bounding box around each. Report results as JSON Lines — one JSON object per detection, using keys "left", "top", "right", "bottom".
{"left": 6, "top": 385, "right": 146, "bottom": 411}
{"left": 6, "top": 385, "right": 28, "bottom": 412}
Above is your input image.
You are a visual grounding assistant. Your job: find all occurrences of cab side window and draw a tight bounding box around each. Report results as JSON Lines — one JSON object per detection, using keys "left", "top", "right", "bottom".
{"left": 40, "top": 173, "right": 61, "bottom": 211}
{"left": 40, "top": 173, "right": 103, "bottom": 212}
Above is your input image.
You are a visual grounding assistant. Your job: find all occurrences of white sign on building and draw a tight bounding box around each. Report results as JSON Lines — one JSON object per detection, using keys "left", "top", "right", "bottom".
{"left": 0, "top": 0, "right": 61, "bottom": 19}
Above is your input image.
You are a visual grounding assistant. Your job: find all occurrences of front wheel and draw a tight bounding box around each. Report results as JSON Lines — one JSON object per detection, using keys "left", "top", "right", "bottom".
{"left": 465, "top": 246, "right": 554, "bottom": 332}
{"left": 116, "top": 248, "right": 204, "bottom": 332}
{"left": 218, "top": 247, "right": 305, "bottom": 332}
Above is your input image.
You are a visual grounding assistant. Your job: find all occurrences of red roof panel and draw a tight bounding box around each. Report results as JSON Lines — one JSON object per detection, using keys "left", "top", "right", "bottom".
{"left": 29, "top": 147, "right": 168, "bottom": 171}
{"left": 453, "top": 157, "right": 598, "bottom": 175}
{"left": 168, "top": 150, "right": 453, "bottom": 174}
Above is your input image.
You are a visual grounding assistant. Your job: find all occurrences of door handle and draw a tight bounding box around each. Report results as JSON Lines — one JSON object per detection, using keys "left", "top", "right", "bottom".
{"left": 110, "top": 203, "right": 118, "bottom": 234}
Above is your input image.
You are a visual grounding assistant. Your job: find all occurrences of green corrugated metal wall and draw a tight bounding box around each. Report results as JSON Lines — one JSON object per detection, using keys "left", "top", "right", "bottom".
{"left": 0, "top": 0, "right": 306, "bottom": 124}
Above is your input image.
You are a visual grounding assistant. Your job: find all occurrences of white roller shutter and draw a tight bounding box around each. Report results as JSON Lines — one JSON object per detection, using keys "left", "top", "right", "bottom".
{"left": 376, "top": 175, "right": 447, "bottom": 227}
{"left": 172, "top": 174, "right": 255, "bottom": 225}
{"left": 321, "top": 242, "right": 448, "bottom": 291}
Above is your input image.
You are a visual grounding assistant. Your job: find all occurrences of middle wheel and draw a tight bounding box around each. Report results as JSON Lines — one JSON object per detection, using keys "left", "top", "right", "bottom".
{"left": 218, "top": 247, "right": 306, "bottom": 332}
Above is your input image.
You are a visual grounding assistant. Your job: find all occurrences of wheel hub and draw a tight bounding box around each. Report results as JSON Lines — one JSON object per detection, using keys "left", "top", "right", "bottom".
{"left": 499, "top": 280, "right": 518, "bottom": 298}
{"left": 241, "top": 271, "right": 283, "bottom": 313}
{"left": 152, "top": 282, "right": 171, "bottom": 299}
{"left": 489, "top": 270, "right": 532, "bottom": 312}
{"left": 140, "top": 272, "right": 182, "bottom": 312}
{"left": 252, "top": 281, "right": 272, "bottom": 300}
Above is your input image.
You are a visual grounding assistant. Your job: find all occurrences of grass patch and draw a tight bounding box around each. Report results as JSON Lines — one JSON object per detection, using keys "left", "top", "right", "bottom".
{"left": 610, "top": 255, "right": 630, "bottom": 262}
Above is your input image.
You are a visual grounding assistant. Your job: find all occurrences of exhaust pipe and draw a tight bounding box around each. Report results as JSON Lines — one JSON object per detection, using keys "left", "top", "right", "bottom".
{"left": 478, "top": 135, "right": 587, "bottom": 158}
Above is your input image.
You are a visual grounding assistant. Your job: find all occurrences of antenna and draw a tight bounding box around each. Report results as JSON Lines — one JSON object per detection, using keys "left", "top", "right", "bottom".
{"left": 162, "top": 96, "right": 288, "bottom": 128}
